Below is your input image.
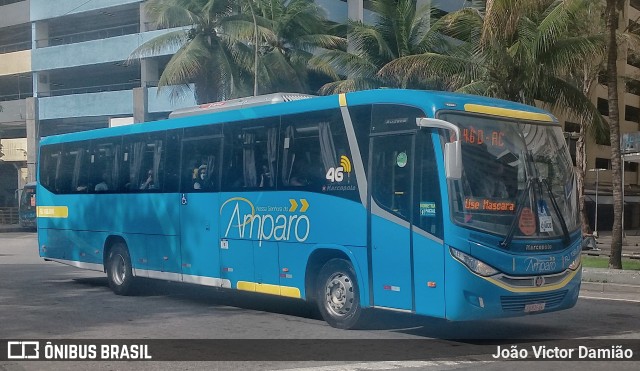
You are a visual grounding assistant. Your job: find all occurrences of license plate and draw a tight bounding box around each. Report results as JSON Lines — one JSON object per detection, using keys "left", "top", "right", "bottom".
{"left": 524, "top": 303, "right": 546, "bottom": 312}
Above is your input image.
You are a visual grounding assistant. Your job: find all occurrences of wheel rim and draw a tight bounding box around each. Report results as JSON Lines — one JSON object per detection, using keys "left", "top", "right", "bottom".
{"left": 324, "top": 272, "right": 354, "bottom": 317}
{"left": 111, "top": 254, "right": 126, "bottom": 286}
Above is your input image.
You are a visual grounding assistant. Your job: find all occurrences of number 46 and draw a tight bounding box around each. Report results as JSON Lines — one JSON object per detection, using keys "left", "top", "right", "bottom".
{"left": 326, "top": 167, "right": 344, "bottom": 182}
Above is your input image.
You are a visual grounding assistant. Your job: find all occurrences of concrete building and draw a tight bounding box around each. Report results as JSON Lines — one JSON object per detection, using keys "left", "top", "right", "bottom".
{"left": 0, "top": 0, "right": 639, "bottom": 229}
{"left": 0, "top": 0, "right": 198, "bottom": 208}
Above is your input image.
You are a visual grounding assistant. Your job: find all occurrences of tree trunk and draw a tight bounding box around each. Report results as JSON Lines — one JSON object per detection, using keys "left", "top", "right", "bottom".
{"left": 576, "top": 130, "right": 590, "bottom": 235}
{"left": 605, "top": 0, "right": 623, "bottom": 269}
{"left": 578, "top": 63, "right": 598, "bottom": 236}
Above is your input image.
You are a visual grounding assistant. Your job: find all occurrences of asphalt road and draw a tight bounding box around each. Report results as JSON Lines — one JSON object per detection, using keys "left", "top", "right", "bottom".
{"left": 0, "top": 232, "right": 638, "bottom": 371}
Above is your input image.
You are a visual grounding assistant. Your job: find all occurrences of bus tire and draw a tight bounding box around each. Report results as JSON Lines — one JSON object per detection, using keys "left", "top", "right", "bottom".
{"left": 316, "top": 259, "right": 364, "bottom": 329}
{"left": 106, "top": 243, "right": 137, "bottom": 296}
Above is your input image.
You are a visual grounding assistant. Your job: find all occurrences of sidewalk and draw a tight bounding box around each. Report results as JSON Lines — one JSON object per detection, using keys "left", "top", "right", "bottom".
{"left": 1, "top": 223, "right": 638, "bottom": 294}
{"left": 581, "top": 230, "right": 640, "bottom": 294}
{"left": 586, "top": 230, "right": 640, "bottom": 259}
{"left": 0, "top": 224, "right": 31, "bottom": 233}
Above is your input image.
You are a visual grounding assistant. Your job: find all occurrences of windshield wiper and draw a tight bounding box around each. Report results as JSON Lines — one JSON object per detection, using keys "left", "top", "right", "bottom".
{"left": 500, "top": 177, "right": 533, "bottom": 249}
{"left": 542, "top": 179, "right": 571, "bottom": 246}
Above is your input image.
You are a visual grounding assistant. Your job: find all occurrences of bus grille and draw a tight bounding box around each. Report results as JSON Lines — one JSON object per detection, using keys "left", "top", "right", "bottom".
{"left": 500, "top": 291, "right": 567, "bottom": 312}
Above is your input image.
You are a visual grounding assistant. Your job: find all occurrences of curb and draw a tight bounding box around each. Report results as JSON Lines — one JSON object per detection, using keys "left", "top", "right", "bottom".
{"left": 581, "top": 281, "right": 640, "bottom": 294}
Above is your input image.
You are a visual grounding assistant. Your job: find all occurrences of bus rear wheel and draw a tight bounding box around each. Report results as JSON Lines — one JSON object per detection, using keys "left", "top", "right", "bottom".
{"left": 316, "top": 259, "right": 364, "bottom": 329}
{"left": 106, "top": 243, "right": 136, "bottom": 296}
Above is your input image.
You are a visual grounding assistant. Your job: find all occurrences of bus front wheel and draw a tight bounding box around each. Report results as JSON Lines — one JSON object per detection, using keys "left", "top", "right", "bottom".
{"left": 106, "top": 243, "right": 136, "bottom": 296}
{"left": 316, "top": 259, "right": 364, "bottom": 329}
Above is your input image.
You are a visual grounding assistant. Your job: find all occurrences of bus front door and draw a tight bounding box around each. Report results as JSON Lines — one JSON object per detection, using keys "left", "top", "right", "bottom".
{"left": 368, "top": 131, "right": 446, "bottom": 316}
{"left": 368, "top": 134, "right": 414, "bottom": 311}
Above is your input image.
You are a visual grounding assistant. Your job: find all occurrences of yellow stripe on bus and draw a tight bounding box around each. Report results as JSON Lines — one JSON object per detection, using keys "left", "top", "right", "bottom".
{"left": 36, "top": 206, "right": 68, "bottom": 218}
{"left": 237, "top": 281, "right": 301, "bottom": 298}
{"left": 464, "top": 104, "right": 554, "bottom": 122}
{"left": 483, "top": 268, "right": 580, "bottom": 293}
{"left": 339, "top": 93, "right": 347, "bottom": 107}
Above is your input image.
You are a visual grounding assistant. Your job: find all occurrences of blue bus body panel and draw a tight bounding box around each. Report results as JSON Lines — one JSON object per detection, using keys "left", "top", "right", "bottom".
{"left": 217, "top": 191, "right": 367, "bottom": 297}
{"left": 370, "top": 214, "right": 412, "bottom": 310}
{"left": 37, "top": 192, "right": 182, "bottom": 275}
{"left": 180, "top": 193, "right": 221, "bottom": 280}
{"left": 412, "top": 232, "right": 446, "bottom": 318}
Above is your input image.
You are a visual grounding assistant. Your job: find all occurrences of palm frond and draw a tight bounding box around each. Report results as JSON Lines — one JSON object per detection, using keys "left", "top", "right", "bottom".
{"left": 128, "top": 30, "right": 188, "bottom": 62}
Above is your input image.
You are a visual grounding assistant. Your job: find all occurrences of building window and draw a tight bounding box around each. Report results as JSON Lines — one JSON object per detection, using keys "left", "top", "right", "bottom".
{"left": 627, "top": 78, "right": 640, "bottom": 95}
{"left": 624, "top": 162, "right": 639, "bottom": 172}
{"left": 597, "top": 98, "right": 609, "bottom": 117}
{"left": 595, "top": 157, "right": 611, "bottom": 170}
{"left": 564, "top": 121, "right": 580, "bottom": 134}
{"left": 626, "top": 105, "right": 640, "bottom": 123}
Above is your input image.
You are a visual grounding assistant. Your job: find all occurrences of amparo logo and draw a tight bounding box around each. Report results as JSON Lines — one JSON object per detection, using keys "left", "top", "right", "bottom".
{"left": 220, "top": 197, "right": 310, "bottom": 245}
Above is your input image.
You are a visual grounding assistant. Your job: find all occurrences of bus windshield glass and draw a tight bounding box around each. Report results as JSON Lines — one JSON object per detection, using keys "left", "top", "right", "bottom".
{"left": 442, "top": 112, "right": 579, "bottom": 240}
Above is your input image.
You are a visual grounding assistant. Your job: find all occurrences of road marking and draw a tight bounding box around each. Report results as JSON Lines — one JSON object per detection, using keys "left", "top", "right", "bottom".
{"left": 580, "top": 295, "right": 640, "bottom": 303}
{"left": 276, "top": 360, "right": 492, "bottom": 371}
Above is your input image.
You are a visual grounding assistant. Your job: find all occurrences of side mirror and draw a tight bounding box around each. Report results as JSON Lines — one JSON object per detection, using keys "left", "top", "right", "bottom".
{"left": 444, "top": 141, "right": 462, "bottom": 179}
{"left": 417, "top": 118, "right": 462, "bottom": 179}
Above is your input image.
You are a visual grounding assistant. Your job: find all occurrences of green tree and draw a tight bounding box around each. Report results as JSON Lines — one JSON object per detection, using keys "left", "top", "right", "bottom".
{"left": 234, "top": 0, "right": 342, "bottom": 95}
{"left": 557, "top": 1, "right": 606, "bottom": 237}
{"left": 381, "top": 0, "right": 606, "bottom": 124}
{"left": 310, "top": 0, "right": 450, "bottom": 94}
{"left": 129, "top": 0, "right": 251, "bottom": 103}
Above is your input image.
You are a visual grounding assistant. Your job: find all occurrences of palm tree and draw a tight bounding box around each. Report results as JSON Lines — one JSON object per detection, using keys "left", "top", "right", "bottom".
{"left": 310, "top": 0, "right": 451, "bottom": 94}
{"left": 232, "top": 0, "right": 343, "bottom": 95}
{"left": 604, "top": 0, "right": 625, "bottom": 269}
{"left": 381, "top": 0, "right": 606, "bottom": 121}
{"left": 129, "top": 0, "right": 251, "bottom": 104}
{"left": 554, "top": 1, "right": 606, "bottom": 237}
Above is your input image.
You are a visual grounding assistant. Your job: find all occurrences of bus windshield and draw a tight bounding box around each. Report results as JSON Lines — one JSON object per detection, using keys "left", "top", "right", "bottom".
{"left": 443, "top": 112, "right": 579, "bottom": 241}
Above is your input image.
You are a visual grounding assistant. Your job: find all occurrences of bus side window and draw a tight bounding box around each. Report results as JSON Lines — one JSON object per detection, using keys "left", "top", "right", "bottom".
{"left": 123, "top": 132, "right": 165, "bottom": 192}
{"left": 181, "top": 126, "right": 222, "bottom": 193}
{"left": 58, "top": 141, "right": 90, "bottom": 194}
{"left": 39, "top": 145, "right": 61, "bottom": 193}
{"left": 415, "top": 132, "right": 443, "bottom": 238}
{"left": 348, "top": 104, "right": 372, "bottom": 179}
{"left": 90, "top": 138, "right": 123, "bottom": 193}
{"left": 222, "top": 118, "right": 278, "bottom": 191}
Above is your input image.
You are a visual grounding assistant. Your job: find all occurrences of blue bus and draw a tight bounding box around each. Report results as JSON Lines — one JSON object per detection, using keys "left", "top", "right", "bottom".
{"left": 37, "top": 89, "right": 582, "bottom": 329}
{"left": 19, "top": 182, "right": 37, "bottom": 229}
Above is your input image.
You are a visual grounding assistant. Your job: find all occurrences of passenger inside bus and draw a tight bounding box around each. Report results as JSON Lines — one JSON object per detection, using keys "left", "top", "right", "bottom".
{"left": 193, "top": 163, "right": 217, "bottom": 190}
{"left": 140, "top": 169, "right": 156, "bottom": 190}
{"left": 259, "top": 163, "right": 273, "bottom": 188}
{"left": 95, "top": 172, "right": 109, "bottom": 192}
{"left": 289, "top": 156, "right": 310, "bottom": 186}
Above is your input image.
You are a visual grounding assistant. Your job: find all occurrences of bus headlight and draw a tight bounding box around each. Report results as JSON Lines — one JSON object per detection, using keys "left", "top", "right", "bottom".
{"left": 450, "top": 247, "right": 499, "bottom": 277}
{"left": 568, "top": 255, "right": 581, "bottom": 271}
